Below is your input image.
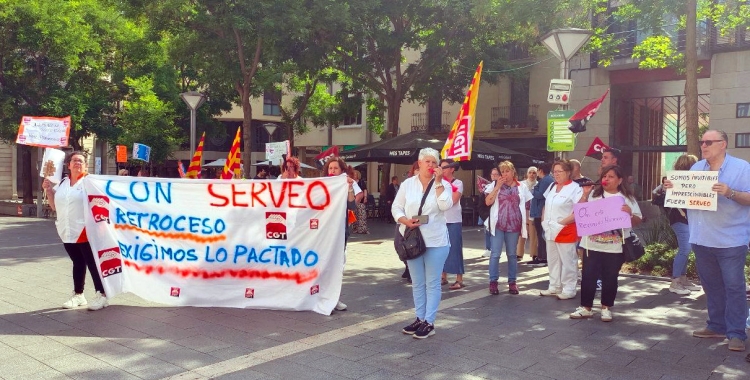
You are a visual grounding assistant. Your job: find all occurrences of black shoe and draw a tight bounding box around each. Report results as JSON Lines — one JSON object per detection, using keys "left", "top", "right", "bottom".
{"left": 413, "top": 322, "right": 435, "bottom": 339}
{"left": 401, "top": 268, "right": 410, "bottom": 279}
{"left": 523, "top": 258, "right": 540, "bottom": 265}
{"left": 402, "top": 318, "right": 424, "bottom": 335}
{"left": 530, "top": 260, "right": 548, "bottom": 267}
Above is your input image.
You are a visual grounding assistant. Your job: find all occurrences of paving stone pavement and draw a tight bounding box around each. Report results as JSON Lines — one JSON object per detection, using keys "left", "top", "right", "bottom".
{"left": 1, "top": 216, "right": 748, "bottom": 380}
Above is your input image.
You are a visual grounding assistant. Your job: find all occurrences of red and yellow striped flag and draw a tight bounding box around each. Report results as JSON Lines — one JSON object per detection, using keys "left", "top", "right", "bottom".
{"left": 185, "top": 132, "right": 205, "bottom": 179}
{"left": 442, "top": 61, "right": 483, "bottom": 161}
{"left": 221, "top": 127, "right": 242, "bottom": 179}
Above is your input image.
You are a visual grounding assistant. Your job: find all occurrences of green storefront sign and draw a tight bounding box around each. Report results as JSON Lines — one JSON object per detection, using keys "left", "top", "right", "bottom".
{"left": 546, "top": 110, "right": 576, "bottom": 152}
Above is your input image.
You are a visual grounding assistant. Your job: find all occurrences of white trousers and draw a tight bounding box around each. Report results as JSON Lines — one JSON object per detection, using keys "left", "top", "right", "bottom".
{"left": 546, "top": 241, "right": 579, "bottom": 295}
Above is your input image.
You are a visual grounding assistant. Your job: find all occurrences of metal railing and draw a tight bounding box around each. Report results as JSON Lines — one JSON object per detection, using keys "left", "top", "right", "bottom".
{"left": 490, "top": 105, "right": 539, "bottom": 132}
{"left": 411, "top": 111, "right": 452, "bottom": 132}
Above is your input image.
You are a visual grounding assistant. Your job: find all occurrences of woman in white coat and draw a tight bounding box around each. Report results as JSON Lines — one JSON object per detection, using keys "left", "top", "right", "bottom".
{"left": 484, "top": 161, "right": 533, "bottom": 295}
{"left": 541, "top": 159, "right": 583, "bottom": 300}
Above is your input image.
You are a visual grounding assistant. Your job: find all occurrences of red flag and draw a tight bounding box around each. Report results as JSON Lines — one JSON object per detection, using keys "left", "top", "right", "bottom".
{"left": 185, "top": 133, "right": 205, "bottom": 178}
{"left": 177, "top": 161, "right": 186, "bottom": 178}
{"left": 221, "top": 127, "right": 242, "bottom": 179}
{"left": 315, "top": 146, "right": 339, "bottom": 168}
{"left": 585, "top": 137, "right": 611, "bottom": 159}
{"left": 568, "top": 89, "right": 609, "bottom": 133}
{"left": 442, "top": 62, "right": 483, "bottom": 161}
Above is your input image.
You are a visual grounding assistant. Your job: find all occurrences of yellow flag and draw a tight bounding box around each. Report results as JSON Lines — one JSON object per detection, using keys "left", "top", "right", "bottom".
{"left": 442, "top": 61, "right": 483, "bottom": 161}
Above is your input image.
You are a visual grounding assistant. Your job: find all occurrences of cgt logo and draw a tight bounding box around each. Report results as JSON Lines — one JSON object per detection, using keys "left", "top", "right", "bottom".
{"left": 310, "top": 284, "right": 319, "bottom": 295}
{"left": 97, "top": 247, "right": 122, "bottom": 278}
{"left": 170, "top": 287, "right": 180, "bottom": 297}
{"left": 245, "top": 288, "right": 255, "bottom": 299}
{"left": 266, "top": 212, "right": 287, "bottom": 240}
{"left": 88, "top": 195, "right": 110, "bottom": 224}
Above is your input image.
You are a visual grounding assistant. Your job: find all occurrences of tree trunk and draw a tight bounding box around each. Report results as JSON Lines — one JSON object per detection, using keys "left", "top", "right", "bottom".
{"left": 241, "top": 90, "right": 253, "bottom": 179}
{"left": 21, "top": 145, "right": 33, "bottom": 204}
{"left": 685, "top": 0, "right": 699, "bottom": 157}
{"left": 379, "top": 96, "right": 402, "bottom": 194}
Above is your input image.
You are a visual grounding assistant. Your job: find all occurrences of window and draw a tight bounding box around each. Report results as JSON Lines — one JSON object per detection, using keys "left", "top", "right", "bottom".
{"left": 341, "top": 95, "right": 363, "bottom": 126}
{"left": 736, "top": 133, "right": 750, "bottom": 148}
{"left": 263, "top": 89, "right": 281, "bottom": 116}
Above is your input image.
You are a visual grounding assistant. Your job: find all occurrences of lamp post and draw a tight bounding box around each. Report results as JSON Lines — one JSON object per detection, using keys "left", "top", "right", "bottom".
{"left": 180, "top": 91, "right": 206, "bottom": 159}
{"left": 263, "top": 123, "right": 277, "bottom": 164}
{"left": 540, "top": 28, "right": 592, "bottom": 159}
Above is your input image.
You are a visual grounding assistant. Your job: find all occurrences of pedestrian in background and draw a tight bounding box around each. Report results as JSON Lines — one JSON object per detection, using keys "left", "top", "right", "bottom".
{"left": 666, "top": 155, "right": 700, "bottom": 295}
{"left": 393, "top": 148, "right": 453, "bottom": 339}
{"left": 42, "top": 151, "right": 109, "bottom": 311}
{"left": 529, "top": 162, "right": 553, "bottom": 266}
{"left": 484, "top": 161, "right": 532, "bottom": 295}
{"left": 540, "top": 160, "right": 583, "bottom": 300}
{"left": 439, "top": 159, "right": 465, "bottom": 290}
{"left": 571, "top": 165, "right": 641, "bottom": 322}
{"left": 665, "top": 130, "right": 750, "bottom": 352}
{"left": 516, "top": 166, "right": 538, "bottom": 262}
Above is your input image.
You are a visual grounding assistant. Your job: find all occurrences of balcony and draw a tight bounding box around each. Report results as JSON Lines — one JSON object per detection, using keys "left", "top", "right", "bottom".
{"left": 504, "top": 43, "right": 533, "bottom": 62}
{"left": 710, "top": 23, "right": 750, "bottom": 53}
{"left": 411, "top": 111, "right": 452, "bottom": 133}
{"left": 605, "top": 21, "right": 716, "bottom": 66}
{"left": 490, "top": 105, "right": 539, "bottom": 133}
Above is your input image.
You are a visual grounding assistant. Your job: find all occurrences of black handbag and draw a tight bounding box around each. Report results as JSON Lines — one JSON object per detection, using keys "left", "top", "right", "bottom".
{"left": 621, "top": 229, "right": 646, "bottom": 262}
{"left": 394, "top": 179, "right": 434, "bottom": 261}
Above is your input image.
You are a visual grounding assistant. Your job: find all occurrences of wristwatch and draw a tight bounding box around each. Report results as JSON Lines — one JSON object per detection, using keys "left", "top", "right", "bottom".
{"left": 728, "top": 189, "right": 736, "bottom": 199}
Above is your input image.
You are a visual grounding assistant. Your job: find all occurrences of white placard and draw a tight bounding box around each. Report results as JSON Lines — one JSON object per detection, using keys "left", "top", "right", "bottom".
{"left": 95, "top": 157, "right": 102, "bottom": 174}
{"left": 664, "top": 170, "right": 719, "bottom": 211}
{"left": 82, "top": 175, "right": 347, "bottom": 315}
{"left": 265, "top": 140, "right": 289, "bottom": 163}
{"left": 39, "top": 148, "right": 66, "bottom": 184}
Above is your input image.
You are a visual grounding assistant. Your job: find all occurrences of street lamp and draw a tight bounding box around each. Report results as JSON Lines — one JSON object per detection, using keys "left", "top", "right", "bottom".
{"left": 540, "top": 28, "right": 593, "bottom": 82}
{"left": 180, "top": 91, "right": 206, "bottom": 159}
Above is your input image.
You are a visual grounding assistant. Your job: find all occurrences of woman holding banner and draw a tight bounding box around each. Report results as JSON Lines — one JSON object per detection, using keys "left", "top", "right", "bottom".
{"left": 570, "top": 165, "right": 642, "bottom": 322}
{"left": 667, "top": 154, "right": 701, "bottom": 295}
{"left": 540, "top": 159, "right": 583, "bottom": 300}
{"left": 323, "top": 156, "right": 360, "bottom": 311}
{"left": 393, "top": 148, "right": 453, "bottom": 339}
{"left": 42, "top": 151, "right": 109, "bottom": 311}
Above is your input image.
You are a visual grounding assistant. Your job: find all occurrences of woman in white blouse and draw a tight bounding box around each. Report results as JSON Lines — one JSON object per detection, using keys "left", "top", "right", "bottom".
{"left": 42, "top": 151, "right": 108, "bottom": 311}
{"left": 570, "top": 165, "right": 642, "bottom": 322}
{"left": 541, "top": 160, "right": 583, "bottom": 300}
{"left": 392, "top": 148, "right": 453, "bottom": 339}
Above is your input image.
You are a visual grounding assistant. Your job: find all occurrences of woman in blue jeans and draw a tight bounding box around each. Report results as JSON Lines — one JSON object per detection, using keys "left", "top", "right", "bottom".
{"left": 483, "top": 161, "right": 533, "bottom": 295}
{"left": 667, "top": 154, "right": 701, "bottom": 295}
{"left": 392, "top": 148, "right": 453, "bottom": 339}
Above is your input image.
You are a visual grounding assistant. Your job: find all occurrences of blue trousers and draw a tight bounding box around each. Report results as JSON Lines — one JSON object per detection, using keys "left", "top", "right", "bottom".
{"left": 693, "top": 244, "right": 748, "bottom": 340}
{"left": 489, "top": 230, "right": 520, "bottom": 283}
{"left": 671, "top": 222, "right": 690, "bottom": 278}
{"left": 407, "top": 246, "right": 450, "bottom": 324}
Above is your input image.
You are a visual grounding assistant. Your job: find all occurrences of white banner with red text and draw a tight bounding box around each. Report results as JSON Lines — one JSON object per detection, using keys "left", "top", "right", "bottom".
{"left": 82, "top": 175, "right": 347, "bottom": 315}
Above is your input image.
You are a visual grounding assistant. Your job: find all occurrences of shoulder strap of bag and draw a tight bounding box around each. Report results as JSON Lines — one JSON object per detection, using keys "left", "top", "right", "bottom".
{"left": 417, "top": 178, "right": 436, "bottom": 215}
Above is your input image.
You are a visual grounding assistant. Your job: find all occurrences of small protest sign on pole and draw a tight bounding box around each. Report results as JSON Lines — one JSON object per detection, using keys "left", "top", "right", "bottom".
{"left": 133, "top": 143, "right": 151, "bottom": 162}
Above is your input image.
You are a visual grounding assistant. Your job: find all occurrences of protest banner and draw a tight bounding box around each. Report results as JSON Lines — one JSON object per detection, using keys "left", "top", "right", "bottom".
{"left": 116, "top": 145, "right": 128, "bottom": 163}
{"left": 133, "top": 143, "right": 151, "bottom": 162}
{"left": 265, "top": 141, "right": 289, "bottom": 164}
{"left": 664, "top": 170, "right": 718, "bottom": 211}
{"left": 16, "top": 116, "right": 71, "bottom": 148}
{"left": 82, "top": 175, "right": 347, "bottom": 315}
{"left": 573, "top": 196, "right": 631, "bottom": 236}
{"left": 39, "top": 148, "right": 66, "bottom": 184}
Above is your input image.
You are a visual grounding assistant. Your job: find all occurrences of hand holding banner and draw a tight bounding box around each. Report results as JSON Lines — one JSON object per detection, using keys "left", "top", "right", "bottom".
{"left": 664, "top": 170, "right": 718, "bottom": 211}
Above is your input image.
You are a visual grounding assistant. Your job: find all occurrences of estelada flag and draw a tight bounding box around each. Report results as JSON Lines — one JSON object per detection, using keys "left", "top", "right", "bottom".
{"left": 585, "top": 137, "right": 611, "bottom": 159}
{"left": 185, "top": 132, "right": 205, "bottom": 179}
{"left": 568, "top": 89, "right": 609, "bottom": 133}
{"left": 315, "top": 146, "right": 339, "bottom": 168}
{"left": 442, "top": 62, "right": 483, "bottom": 161}
{"left": 221, "top": 127, "right": 242, "bottom": 179}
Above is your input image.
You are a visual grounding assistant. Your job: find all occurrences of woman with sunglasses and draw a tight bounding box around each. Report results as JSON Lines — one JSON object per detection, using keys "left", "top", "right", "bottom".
{"left": 42, "top": 151, "right": 109, "bottom": 310}
{"left": 570, "top": 165, "right": 642, "bottom": 322}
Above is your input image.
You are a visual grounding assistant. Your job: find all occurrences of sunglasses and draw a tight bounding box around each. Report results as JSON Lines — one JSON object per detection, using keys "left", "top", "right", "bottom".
{"left": 699, "top": 140, "right": 723, "bottom": 147}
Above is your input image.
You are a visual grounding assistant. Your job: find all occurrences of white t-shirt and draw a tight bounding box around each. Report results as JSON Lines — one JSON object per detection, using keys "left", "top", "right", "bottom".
{"left": 443, "top": 178, "right": 464, "bottom": 224}
{"left": 53, "top": 177, "right": 87, "bottom": 243}
{"left": 391, "top": 176, "right": 453, "bottom": 247}
{"left": 580, "top": 191, "right": 642, "bottom": 253}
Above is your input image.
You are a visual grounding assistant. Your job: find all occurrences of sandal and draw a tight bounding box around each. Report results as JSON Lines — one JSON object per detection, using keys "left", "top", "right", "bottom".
{"left": 449, "top": 281, "right": 465, "bottom": 290}
{"left": 441, "top": 279, "right": 448, "bottom": 286}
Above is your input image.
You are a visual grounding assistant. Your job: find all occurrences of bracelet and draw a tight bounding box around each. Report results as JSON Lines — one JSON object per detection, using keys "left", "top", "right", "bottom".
{"left": 728, "top": 189, "right": 736, "bottom": 199}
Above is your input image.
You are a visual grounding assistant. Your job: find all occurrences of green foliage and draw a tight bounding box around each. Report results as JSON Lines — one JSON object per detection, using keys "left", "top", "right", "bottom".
{"left": 639, "top": 214, "right": 678, "bottom": 248}
{"left": 632, "top": 35, "right": 684, "bottom": 70}
{"left": 365, "top": 97, "right": 386, "bottom": 136}
{"left": 625, "top": 242, "right": 698, "bottom": 278}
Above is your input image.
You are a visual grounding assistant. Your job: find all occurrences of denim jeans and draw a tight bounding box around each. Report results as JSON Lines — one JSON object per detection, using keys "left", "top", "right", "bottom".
{"left": 489, "top": 230, "right": 520, "bottom": 283}
{"left": 407, "top": 245, "right": 450, "bottom": 324}
{"left": 692, "top": 244, "right": 749, "bottom": 340}
{"left": 671, "top": 222, "right": 690, "bottom": 278}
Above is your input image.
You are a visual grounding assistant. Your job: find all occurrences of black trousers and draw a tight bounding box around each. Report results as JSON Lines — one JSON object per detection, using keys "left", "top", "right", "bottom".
{"left": 581, "top": 249, "right": 625, "bottom": 308}
{"left": 533, "top": 217, "right": 547, "bottom": 261}
{"left": 63, "top": 242, "right": 104, "bottom": 294}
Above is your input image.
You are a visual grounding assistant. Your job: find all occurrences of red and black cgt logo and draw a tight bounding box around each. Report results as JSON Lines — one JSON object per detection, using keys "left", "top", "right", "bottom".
{"left": 310, "top": 219, "right": 319, "bottom": 229}
{"left": 245, "top": 288, "right": 255, "bottom": 299}
{"left": 97, "top": 247, "right": 122, "bottom": 278}
{"left": 310, "top": 284, "right": 319, "bottom": 295}
{"left": 266, "top": 212, "right": 287, "bottom": 240}
{"left": 88, "top": 195, "right": 110, "bottom": 224}
{"left": 170, "top": 287, "right": 180, "bottom": 297}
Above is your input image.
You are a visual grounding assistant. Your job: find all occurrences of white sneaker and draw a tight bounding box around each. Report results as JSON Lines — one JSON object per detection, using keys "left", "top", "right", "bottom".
{"left": 539, "top": 289, "right": 559, "bottom": 296}
{"left": 482, "top": 250, "right": 491, "bottom": 257}
{"left": 557, "top": 292, "right": 576, "bottom": 300}
{"left": 569, "top": 306, "right": 594, "bottom": 319}
{"left": 62, "top": 293, "right": 87, "bottom": 309}
{"left": 87, "top": 292, "right": 108, "bottom": 311}
{"left": 669, "top": 278, "right": 691, "bottom": 295}
{"left": 601, "top": 308, "right": 613, "bottom": 322}
{"left": 335, "top": 301, "right": 347, "bottom": 311}
{"left": 680, "top": 276, "right": 701, "bottom": 292}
